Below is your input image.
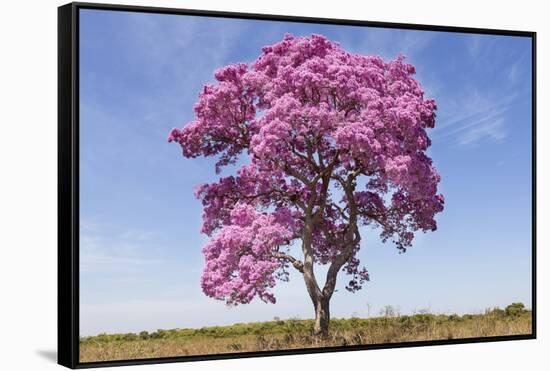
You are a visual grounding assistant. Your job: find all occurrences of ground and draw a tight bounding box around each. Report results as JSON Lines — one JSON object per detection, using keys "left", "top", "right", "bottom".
{"left": 79, "top": 305, "right": 532, "bottom": 362}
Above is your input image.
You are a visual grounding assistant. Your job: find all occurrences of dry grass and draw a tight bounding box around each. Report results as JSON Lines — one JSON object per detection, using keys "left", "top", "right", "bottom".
{"left": 80, "top": 307, "right": 532, "bottom": 363}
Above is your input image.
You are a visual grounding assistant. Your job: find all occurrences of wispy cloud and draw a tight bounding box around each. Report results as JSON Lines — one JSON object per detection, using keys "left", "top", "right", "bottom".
{"left": 507, "top": 50, "right": 530, "bottom": 85}
{"left": 431, "top": 35, "right": 529, "bottom": 148}
{"left": 432, "top": 90, "right": 516, "bottom": 146}
{"left": 80, "top": 10, "right": 250, "bottom": 142}
{"left": 457, "top": 117, "right": 506, "bottom": 146}
{"left": 340, "top": 27, "right": 435, "bottom": 62}
{"left": 80, "top": 222, "right": 164, "bottom": 274}
{"left": 466, "top": 34, "right": 484, "bottom": 58}
{"left": 466, "top": 34, "right": 499, "bottom": 62}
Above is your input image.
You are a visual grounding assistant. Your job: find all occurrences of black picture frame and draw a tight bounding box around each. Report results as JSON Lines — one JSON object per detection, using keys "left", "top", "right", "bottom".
{"left": 58, "top": 2, "right": 537, "bottom": 369}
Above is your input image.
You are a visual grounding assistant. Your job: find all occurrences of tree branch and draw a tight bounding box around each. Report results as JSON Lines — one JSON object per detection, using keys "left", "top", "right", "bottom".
{"left": 273, "top": 252, "right": 304, "bottom": 273}
{"left": 321, "top": 174, "right": 360, "bottom": 298}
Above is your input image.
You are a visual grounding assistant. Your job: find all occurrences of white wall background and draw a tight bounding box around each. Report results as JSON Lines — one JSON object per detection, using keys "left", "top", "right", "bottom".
{"left": 0, "top": 0, "right": 546, "bottom": 370}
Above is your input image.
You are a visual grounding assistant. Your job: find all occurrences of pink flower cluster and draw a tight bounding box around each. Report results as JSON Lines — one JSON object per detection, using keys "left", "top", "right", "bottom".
{"left": 170, "top": 34, "right": 444, "bottom": 304}
{"left": 200, "top": 204, "right": 297, "bottom": 305}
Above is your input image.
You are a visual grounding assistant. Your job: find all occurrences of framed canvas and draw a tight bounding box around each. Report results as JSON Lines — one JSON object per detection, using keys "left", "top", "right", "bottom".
{"left": 58, "top": 2, "right": 537, "bottom": 368}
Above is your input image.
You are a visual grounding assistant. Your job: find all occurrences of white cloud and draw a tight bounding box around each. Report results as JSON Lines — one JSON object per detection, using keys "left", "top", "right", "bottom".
{"left": 466, "top": 34, "right": 498, "bottom": 61}
{"left": 507, "top": 50, "right": 530, "bottom": 85}
{"left": 341, "top": 27, "right": 435, "bottom": 62}
{"left": 80, "top": 223, "right": 164, "bottom": 274}
{"left": 457, "top": 117, "right": 506, "bottom": 146}
{"left": 431, "top": 86, "right": 519, "bottom": 147}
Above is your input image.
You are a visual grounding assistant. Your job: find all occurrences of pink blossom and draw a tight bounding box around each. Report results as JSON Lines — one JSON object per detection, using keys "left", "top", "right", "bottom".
{"left": 170, "top": 34, "right": 444, "bottom": 309}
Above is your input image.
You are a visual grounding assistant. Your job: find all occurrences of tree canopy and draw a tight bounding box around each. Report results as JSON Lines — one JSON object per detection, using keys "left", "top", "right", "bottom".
{"left": 169, "top": 34, "right": 444, "bottom": 311}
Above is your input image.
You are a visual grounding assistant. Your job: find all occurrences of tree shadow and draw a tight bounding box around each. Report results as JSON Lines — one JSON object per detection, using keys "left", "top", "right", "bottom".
{"left": 36, "top": 350, "right": 57, "bottom": 363}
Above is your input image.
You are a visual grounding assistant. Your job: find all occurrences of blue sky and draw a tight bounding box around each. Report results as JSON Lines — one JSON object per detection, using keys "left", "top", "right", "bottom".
{"left": 79, "top": 9, "right": 533, "bottom": 336}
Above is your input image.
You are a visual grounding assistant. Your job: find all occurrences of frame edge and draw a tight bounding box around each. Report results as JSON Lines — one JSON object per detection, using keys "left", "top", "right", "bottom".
{"left": 63, "top": 2, "right": 537, "bottom": 368}
{"left": 58, "top": 2, "right": 79, "bottom": 369}
{"left": 72, "top": 1, "right": 535, "bottom": 36}
{"left": 531, "top": 31, "right": 537, "bottom": 339}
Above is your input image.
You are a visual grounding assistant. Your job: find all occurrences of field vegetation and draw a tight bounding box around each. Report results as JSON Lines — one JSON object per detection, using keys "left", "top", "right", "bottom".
{"left": 80, "top": 302, "right": 532, "bottom": 362}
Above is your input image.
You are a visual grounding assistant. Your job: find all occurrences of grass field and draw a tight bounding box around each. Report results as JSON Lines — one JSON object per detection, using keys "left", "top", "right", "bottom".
{"left": 80, "top": 303, "right": 532, "bottom": 362}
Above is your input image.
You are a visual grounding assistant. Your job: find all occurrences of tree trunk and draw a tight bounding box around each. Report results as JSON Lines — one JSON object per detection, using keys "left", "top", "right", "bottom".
{"left": 313, "top": 295, "right": 330, "bottom": 337}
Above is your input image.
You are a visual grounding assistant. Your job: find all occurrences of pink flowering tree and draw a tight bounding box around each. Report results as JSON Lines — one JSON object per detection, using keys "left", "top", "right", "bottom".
{"left": 169, "top": 34, "right": 444, "bottom": 336}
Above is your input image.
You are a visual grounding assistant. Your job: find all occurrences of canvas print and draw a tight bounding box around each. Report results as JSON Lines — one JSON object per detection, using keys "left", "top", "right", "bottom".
{"left": 77, "top": 7, "right": 533, "bottom": 363}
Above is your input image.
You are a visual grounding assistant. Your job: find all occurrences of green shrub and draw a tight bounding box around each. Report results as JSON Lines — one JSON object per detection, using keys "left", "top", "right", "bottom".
{"left": 150, "top": 329, "right": 168, "bottom": 339}
{"left": 122, "top": 333, "right": 138, "bottom": 341}
{"left": 411, "top": 313, "right": 435, "bottom": 324}
{"left": 505, "top": 302, "right": 526, "bottom": 317}
{"left": 448, "top": 314, "right": 462, "bottom": 322}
